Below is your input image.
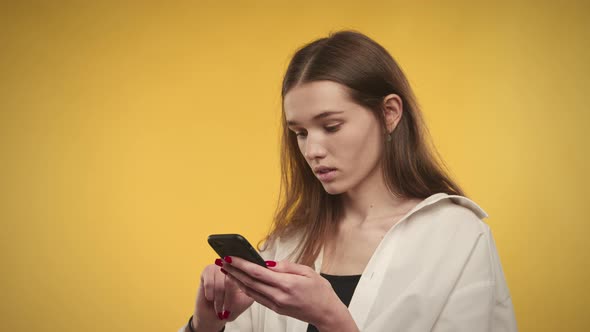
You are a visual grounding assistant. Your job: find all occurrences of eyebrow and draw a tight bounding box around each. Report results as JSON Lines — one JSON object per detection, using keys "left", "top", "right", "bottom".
{"left": 286, "top": 111, "right": 344, "bottom": 126}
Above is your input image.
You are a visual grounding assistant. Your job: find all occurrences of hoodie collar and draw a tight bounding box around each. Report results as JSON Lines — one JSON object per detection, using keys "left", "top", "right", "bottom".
{"left": 405, "top": 192, "right": 488, "bottom": 220}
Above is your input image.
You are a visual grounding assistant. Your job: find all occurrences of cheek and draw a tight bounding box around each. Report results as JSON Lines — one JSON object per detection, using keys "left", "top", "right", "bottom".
{"left": 339, "top": 126, "right": 382, "bottom": 164}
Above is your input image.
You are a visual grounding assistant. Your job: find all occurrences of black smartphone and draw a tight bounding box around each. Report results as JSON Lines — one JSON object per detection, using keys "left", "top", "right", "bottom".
{"left": 207, "top": 234, "right": 267, "bottom": 268}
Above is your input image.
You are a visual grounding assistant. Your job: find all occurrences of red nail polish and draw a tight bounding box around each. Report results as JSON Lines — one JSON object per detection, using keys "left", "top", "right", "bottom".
{"left": 215, "top": 258, "right": 223, "bottom": 267}
{"left": 222, "top": 310, "right": 231, "bottom": 319}
{"left": 220, "top": 268, "right": 228, "bottom": 275}
{"left": 224, "top": 256, "right": 232, "bottom": 263}
{"left": 217, "top": 312, "right": 224, "bottom": 320}
{"left": 265, "top": 260, "right": 277, "bottom": 267}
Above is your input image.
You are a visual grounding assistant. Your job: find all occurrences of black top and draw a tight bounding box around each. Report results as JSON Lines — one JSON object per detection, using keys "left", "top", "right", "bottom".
{"left": 306, "top": 273, "right": 362, "bottom": 332}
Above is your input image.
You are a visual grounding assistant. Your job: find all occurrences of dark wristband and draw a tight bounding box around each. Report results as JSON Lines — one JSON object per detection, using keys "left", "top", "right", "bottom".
{"left": 187, "top": 315, "right": 196, "bottom": 332}
{"left": 187, "top": 315, "right": 225, "bottom": 332}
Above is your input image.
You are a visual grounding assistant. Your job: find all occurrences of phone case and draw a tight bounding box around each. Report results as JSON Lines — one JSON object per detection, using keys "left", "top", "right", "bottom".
{"left": 208, "top": 234, "right": 267, "bottom": 268}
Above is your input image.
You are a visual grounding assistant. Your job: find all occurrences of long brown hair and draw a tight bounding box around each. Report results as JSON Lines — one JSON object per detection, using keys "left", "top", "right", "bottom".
{"left": 261, "top": 30, "right": 465, "bottom": 266}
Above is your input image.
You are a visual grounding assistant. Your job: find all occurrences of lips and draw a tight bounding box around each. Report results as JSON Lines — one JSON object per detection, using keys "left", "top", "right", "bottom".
{"left": 318, "top": 168, "right": 335, "bottom": 174}
{"left": 313, "top": 166, "right": 336, "bottom": 174}
{"left": 313, "top": 166, "right": 338, "bottom": 182}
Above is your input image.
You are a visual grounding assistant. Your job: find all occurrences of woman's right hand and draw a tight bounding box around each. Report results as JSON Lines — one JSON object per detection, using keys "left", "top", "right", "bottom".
{"left": 192, "top": 259, "right": 255, "bottom": 332}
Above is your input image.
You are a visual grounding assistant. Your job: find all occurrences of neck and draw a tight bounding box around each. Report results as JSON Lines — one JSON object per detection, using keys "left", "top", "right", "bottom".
{"left": 341, "top": 165, "right": 413, "bottom": 225}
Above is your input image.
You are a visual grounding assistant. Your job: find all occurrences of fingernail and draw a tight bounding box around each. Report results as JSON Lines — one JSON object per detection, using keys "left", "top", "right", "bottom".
{"left": 265, "top": 260, "right": 277, "bottom": 267}
{"left": 222, "top": 310, "right": 231, "bottom": 319}
{"left": 220, "top": 268, "right": 228, "bottom": 275}
{"left": 224, "top": 256, "right": 232, "bottom": 263}
{"left": 215, "top": 258, "right": 223, "bottom": 267}
{"left": 217, "top": 312, "right": 224, "bottom": 320}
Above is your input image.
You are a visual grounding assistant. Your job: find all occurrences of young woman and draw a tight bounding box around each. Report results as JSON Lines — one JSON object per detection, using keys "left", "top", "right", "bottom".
{"left": 180, "top": 30, "right": 518, "bottom": 332}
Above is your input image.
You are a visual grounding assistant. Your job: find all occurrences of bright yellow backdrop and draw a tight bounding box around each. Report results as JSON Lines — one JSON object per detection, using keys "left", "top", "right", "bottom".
{"left": 1, "top": 1, "right": 588, "bottom": 331}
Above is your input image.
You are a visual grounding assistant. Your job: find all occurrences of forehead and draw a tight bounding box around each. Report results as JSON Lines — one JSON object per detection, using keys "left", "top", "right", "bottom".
{"left": 283, "top": 81, "right": 356, "bottom": 121}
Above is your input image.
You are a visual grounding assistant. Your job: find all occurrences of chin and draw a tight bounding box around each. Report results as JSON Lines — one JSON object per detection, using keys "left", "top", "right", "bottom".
{"left": 321, "top": 183, "right": 346, "bottom": 195}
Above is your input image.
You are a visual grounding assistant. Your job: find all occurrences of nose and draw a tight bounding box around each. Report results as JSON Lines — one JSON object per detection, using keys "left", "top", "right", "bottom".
{"left": 303, "top": 136, "right": 327, "bottom": 161}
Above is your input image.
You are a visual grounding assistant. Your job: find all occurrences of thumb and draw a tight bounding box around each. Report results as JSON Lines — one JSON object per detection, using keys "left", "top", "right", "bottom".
{"left": 265, "top": 260, "right": 313, "bottom": 276}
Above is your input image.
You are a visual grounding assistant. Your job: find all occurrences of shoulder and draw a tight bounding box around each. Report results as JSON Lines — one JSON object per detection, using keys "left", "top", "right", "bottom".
{"left": 395, "top": 195, "right": 498, "bottom": 285}
{"left": 409, "top": 193, "right": 490, "bottom": 236}
{"left": 394, "top": 194, "right": 493, "bottom": 256}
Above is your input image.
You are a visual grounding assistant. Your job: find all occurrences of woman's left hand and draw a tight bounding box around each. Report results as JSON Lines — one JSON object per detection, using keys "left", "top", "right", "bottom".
{"left": 220, "top": 256, "right": 358, "bottom": 331}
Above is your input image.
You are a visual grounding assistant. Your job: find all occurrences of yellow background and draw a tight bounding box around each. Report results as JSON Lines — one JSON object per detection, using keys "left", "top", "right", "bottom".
{"left": 1, "top": 1, "right": 588, "bottom": 331}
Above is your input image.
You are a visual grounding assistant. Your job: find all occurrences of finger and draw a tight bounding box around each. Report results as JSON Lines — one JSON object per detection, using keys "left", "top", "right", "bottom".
{"left": 223, "top": 262, "right": 289, "bottom": 298}
{"left": 202, "top": 270, "right": 214, "bottom": 302}
{"left": 264, "top": 260, "right": 314, "bottom": 276}
{"left": 213, "top": 269, "right": 225, "bottom": 320}
{"left": 226, "top": 272, "right": 281, "bottom": 314}
{"left": 222, "top": 256, "right": 283, "bottom": 288}
{"left": 222, "top": 274, "right": 242, "bottom": 320}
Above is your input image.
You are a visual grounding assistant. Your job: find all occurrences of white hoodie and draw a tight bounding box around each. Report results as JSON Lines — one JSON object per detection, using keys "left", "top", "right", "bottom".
{"left": 179, "top": 193, "right": 518, "bottom": 332}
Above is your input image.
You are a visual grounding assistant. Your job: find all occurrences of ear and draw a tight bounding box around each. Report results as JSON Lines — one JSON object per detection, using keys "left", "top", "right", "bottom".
{"left": 382, "top": 94, "right": 403, "bottom": 133}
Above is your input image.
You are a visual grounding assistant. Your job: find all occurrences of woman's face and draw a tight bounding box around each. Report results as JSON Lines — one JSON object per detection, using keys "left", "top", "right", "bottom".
{"left": 283, "top": 80, "right": 386, "bottom": 195}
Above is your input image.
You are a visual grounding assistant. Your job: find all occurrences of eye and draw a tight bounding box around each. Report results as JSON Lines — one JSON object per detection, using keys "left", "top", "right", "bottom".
{"left": 325, "top": 124, "right": 341, "bottom": 133}
{"left": 295, "top": 130, "right": 307, "bottom": 138}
